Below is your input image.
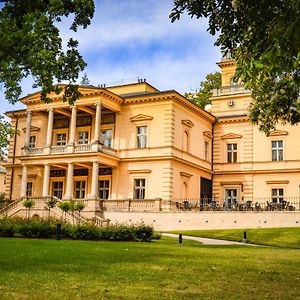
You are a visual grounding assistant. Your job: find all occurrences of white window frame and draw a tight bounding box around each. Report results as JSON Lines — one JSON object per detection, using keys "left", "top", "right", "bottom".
{"left": 133, "top": 178, "right": 146, "bottom": 199}
{"left": 99, "top": 179, "right": 110, "bottom": 200}
{"left": 55, "top": 132, "right": 67, "bottom": 146}
{"left": 74, "top": 180, "right": 86, "bottom": 199}
{"left": 78, "top": 130, "right": 89, "bottom": 145}
{"left": 101, "top": 128, "right": 113, "bottom": 148}
{"left": 29, "top": 135, "right": 36, "bottom": 149}
{"left": 271, "top": 188, "right": 284, "bottom": 203}
{"left": 204, "top": 140, "right": 209, "bottom": 161}
{"left": 137, "top": 126, "right": 148, "bottom": 148}
{"left": 26, "top": 181, "right": 33, "bottom": 197}
{"left": 227, "top": 143, "right": 237, "bottom": 163}
{"left": 271, "top": 140, "right": 283, "bottom": 161}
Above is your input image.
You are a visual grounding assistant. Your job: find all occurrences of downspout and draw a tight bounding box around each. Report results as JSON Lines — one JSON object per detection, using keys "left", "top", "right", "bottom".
{"left": 9, "top": 112, "right": 18, "bottom": 201}
{"left": 211, "top": 118, "right": 217, "bottom": 199}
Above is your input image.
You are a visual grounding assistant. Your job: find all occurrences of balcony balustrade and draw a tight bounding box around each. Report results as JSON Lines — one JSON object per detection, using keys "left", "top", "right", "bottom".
{"left": 25, "top": 143, "right": 117, "bottom": 157}
{"left": 212, "top": 84, "right": 251, "bottom": 96}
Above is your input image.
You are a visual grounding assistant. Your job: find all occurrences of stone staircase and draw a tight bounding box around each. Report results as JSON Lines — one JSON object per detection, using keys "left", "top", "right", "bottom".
{"left": 0, "top": 196, "right": 110, "bottom": 226}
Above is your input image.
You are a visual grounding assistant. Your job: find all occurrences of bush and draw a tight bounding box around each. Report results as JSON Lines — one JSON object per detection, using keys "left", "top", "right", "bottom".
{"left": 0, "top": 217, "right": 158, "bottom": 242}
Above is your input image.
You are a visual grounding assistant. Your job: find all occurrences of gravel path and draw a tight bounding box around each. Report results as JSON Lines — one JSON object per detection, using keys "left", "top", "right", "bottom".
{"left": 162, "top": 233, "right": 259, "bottom": 246}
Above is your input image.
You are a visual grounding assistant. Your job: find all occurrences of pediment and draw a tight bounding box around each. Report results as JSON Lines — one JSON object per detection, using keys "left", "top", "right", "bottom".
{"left": 203, "top": 131, "right": 212, "bottom": 139}
{"left": 181, "top": 120, "right": 194, "bottom": 128}
{"left": 269, "top": 130, "right": 288, "bottom": 136}
{"left": 180, "top": 171, "right": 193, "bottom": 178}
{"left": 130, "top": 114, "right": 153, "bottom": 122}
{"left": 221, "top": 133, "right": 242, "bottom": 140}
{"left": 22, "top": 126, "right": 40, "bottom": 133}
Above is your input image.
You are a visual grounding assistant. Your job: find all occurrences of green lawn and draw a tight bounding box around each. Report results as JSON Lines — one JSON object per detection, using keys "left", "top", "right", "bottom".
{"left": 167, "top": 227, "right": 300, "bottom": 248}
{"left": 0, "top": 237, "right": 300, "bottom": 299}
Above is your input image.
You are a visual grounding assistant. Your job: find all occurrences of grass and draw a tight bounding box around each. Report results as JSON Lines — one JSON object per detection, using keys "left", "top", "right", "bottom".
{"left": 0, "top": 237, "right": 300, "bottom": 299}
{"left": 167, "top": 227, "right": 300, "bottom": 248}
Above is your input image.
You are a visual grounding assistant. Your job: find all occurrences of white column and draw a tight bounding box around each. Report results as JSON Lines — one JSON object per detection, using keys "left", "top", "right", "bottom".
{"left": 68, "top": 106, "right": 77, "bottom": 145}
{"left": 65, "top": 163, "right": 74, "bottom": 199}
{"left": 91, "top": 161, "right": 99, "bottom": 198}
{"left": 46, "top": 109, "right": 54, "bottom": 147}
{"left": 94, "top": 103, "right": 102, "bottom": 143}
{"left": 20, "top": 165, "right": 28, "bottom": 197}
{"left": 42, "top": 164, "right": 50, "bottom": 197}
{"left": 24, "top": 111, "right": 32, "bottom": 148}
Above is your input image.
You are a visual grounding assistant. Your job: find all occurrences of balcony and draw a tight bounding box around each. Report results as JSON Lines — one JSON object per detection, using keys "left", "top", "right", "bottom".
{"left": 212, "top": 84, "right": 251, "bottom": 97}
{"left": 26, "top": 143, "right": 118, "bottom": 157}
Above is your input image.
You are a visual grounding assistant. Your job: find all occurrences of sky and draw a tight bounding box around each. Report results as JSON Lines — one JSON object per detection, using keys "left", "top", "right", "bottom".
{"left": 0, "top": 0, "right": 221, "bottom": 115}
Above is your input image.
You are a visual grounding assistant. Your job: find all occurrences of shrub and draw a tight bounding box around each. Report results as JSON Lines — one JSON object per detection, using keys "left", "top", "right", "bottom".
{"left": 0, "top": 217, "right": 157, "bottom": 242}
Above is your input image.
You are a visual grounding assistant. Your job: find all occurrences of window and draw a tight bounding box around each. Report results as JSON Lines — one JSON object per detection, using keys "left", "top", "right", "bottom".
{"left": 26, "top": 182, "right": 33, "bottom": 196}
{"left": 29, "top": 136, "right": 36, "bottom": 149}
{"left": 75, "top": 181, "right": 86, "bottom": 199}
{"left": 52, "top": 181, "right": 63, "bottom": 199}
{"left": 101, "top": 129, "right": 113, "bottom": 148}
{"left": 99, "top": 180, "right": 110, "bottom": 199}
{"left": 56, "top": 133, "right": 67, "bottom": 146}
{"left": 78, "top": 131, "right": 89, "bottom": 144}
{"left": 204, "top": 141, "right": 209, "bottom": 160}
{"left": 272, "top": 140, "right": 283, "bottom": 161}
{"left": 137, "top": 126, "right": 147, "bottom": 148}
{"left": 225, "top": 189, "right": 238, "bottom": 209}
{"left": 227, "top": 143, "right": 237, "bottom": 163}
{"left": 134, "top": 179, "right": 146, "bottom": 199}
{"left": 272, "top": 188, "right": 284, "bottom": 203}
{"left": 183, "top": 130, "right": 189, "bottom": 152}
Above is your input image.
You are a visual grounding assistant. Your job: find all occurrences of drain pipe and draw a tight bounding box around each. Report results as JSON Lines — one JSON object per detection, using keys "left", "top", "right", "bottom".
{"left": 9, "top": 112, "right": 19, "bottom": 201}
{"left": 211, "top": 118, "right": 217, "bottom": 199}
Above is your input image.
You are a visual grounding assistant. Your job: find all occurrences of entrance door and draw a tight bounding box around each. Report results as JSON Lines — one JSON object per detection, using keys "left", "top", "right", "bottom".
{"left": 52, "top": 181, "right": 63, "bottom": 199}
{"left": 225, "top": 189, "right": 238, "bottom": 209}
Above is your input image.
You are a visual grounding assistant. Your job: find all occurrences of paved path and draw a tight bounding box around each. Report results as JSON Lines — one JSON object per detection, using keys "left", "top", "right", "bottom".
{"left": 162, "top": 233, "right": 259, "bottom": 246}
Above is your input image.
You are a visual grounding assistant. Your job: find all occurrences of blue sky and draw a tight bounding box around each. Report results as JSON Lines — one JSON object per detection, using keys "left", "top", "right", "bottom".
{"left": 0, "top": 0, "right": 221, "bottom": 115}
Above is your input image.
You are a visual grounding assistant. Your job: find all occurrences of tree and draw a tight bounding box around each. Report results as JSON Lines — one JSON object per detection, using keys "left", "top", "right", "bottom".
{"left": 185, "top": 72, "right": 221, "bottom": 108}
{"left": 0, "top": 115, "right": 11, "bottom": 160}
{"left": 0, "top": 0, "right": 95, "bottom": 105}
{"left": 80, "top": 73, "right": 90, "bottom": 86}
{"left": 22, "top": 199, "right": 35, "bottom": 219}
{"left": 45, "top": 197, "right": 58, "bottom": 220}
{"left": 170, "top": 0, "right": 300, "bottom": 134}
{"left": 58, "top": 201, "right": 71, "bottom": 221}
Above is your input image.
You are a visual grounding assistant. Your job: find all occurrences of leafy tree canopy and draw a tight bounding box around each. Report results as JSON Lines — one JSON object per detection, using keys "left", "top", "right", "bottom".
{"left": 171, "top": 0, "right": 300, "bottom": 134}
{"left": 0, "top": 0, "right": 95, "bottom": 105}
{"left": 186, "top": 71, "right": 221, "bottom": 108}
{"left": 0, "top": 115, "right": 12, "bottom": 160}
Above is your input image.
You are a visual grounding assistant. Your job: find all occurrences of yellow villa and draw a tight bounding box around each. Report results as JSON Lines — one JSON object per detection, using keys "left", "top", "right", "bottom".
{"left": 1, "top": 55, "right": 300, "bottom": 228}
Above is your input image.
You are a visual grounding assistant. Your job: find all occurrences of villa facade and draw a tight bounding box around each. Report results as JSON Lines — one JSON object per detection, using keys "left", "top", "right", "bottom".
{"left": 2, "top": 57, "right": 300, "bottom": 220}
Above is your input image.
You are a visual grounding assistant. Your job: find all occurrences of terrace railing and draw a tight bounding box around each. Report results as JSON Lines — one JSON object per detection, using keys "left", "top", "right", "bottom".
{"left": 212, "top": 84, "right": 251, "bottom": 96}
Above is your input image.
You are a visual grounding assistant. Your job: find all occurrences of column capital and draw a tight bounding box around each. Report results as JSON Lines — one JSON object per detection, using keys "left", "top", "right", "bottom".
{"left": 70, "top": 105, "right": 77, "bottom": 109}
{"left": 26, "top": 110, "right": 32, "bottom": 115}
{"left": 94, "top": 102, "right": 102, "bottom": 107}
{"left": 47, "top": 108, "right": 54, "bottom": 113}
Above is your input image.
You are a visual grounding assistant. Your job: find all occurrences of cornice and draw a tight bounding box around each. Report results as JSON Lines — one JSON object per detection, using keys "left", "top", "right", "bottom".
{"left": 130, "top": 114, "right": 153, "bottom": 122}
{"left": 269, "top": 130, "right": 288, "bottom": 136}
{"left": 221, "top": 133, "right": 242, "bottom": 140}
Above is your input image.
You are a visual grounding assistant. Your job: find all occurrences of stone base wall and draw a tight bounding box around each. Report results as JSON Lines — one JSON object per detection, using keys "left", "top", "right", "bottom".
{"left": 103, "top": 211, "right": 300, "bottom": 231}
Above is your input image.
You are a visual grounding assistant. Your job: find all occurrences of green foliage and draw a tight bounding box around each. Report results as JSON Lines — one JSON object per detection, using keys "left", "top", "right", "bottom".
{"left": 185, "top": 72, "right": 221, "bottom": 108}
{"left": 171, "top": 0, "right": 300, "bottom": 134}
{"left": 22, "top": 199, "right": 35, "bottom": 209}
{"left": 80, "top": 73, "right": 90, "bottom": 86}
{"left": 0, "top": 115, "right": 12, "bottom": 159}
{"left": 0, "top": 0, "right": 95, "bottom": 105}
{"left": 0, "top": 192, "right": 5, "bottom": 201}
{"left": 0, "top": 217, "right": 157, "bottom": 242}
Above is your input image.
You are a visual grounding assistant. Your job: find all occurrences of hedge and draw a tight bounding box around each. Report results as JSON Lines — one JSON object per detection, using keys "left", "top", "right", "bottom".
{"left": 0, "top": 217, "right": 161, "bottom": 242}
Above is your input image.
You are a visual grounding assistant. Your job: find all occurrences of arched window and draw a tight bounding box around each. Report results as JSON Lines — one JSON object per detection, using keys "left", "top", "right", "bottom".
{"left": 183, "top": 130, "right": 189, "bottom": 152}
{"left": 181, "top": 181, "right": 188, "bottom": 199}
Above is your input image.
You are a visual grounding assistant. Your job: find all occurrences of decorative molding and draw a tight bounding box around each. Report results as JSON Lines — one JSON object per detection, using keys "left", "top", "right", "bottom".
{"left": 128, "top": 169, "right": 151, "bottom": 174}
{"left": 266, "top": 180, "right": 289, "bottom": 184}
{"left": 180, "top": 171, "right": 193, "bottom": 178}
{"left": 220, "top": 181, "right": 243, "bottom": 185}
{"left": 181, "top": 120, "right": 194, "bottom": 128}
{"left": 269, "top": 130, "right": 288, "bottom": 136}
{"left": 22, "top": 126, "right": 40, "bottom": 133}
{"left": 130, "top": 114, "right": 153, "bottom": 122}
{"left": 203, "top": 131, "right": 212, "bottom": 139}
{"left": 221, "top": 133, "right": 242, "bottom": 140}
